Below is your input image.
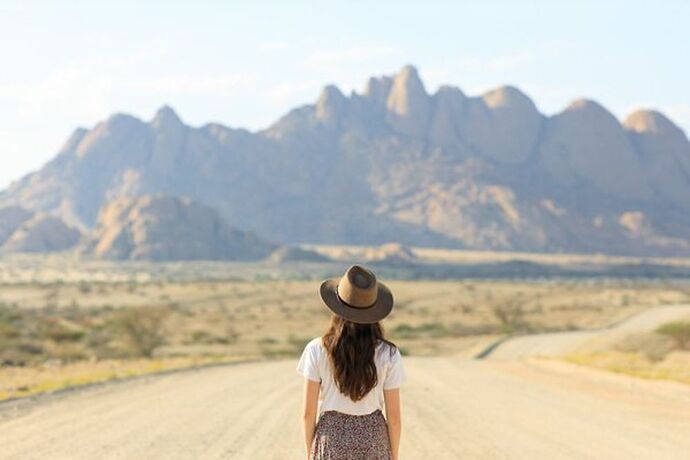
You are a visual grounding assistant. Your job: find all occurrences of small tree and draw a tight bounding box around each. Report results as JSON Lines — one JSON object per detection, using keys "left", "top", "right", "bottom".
{"left": 491, "top": 298, "right": 526, "bottom": 334}
{"left": 112, "top": 306, "right": 169, "bottom": 358}
{"left": 655, "top": 321, "right": 690, "bottom": 351}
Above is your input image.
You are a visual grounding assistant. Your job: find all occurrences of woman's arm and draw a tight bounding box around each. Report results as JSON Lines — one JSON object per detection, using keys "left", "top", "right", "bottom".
{"left": 384, "top": 388, "right": 402, "bottom": 460}
{"left": 301, "top": 378, "right": 321, "bottom": 459}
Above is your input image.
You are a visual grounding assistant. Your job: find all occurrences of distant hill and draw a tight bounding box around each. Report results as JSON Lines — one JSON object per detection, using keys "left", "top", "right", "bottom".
{"left": 0, "top": 206, "right": 33, "bottom": 245}
{"left": 266, "top": 246, "right": 331, "bottom": 263}
{"left": 3, "top": 214, "right": 81, "bottom": 253}
{"left": 2, "top": 65, "right": 689, "bottom": 256}
{"left": 0, "top": 207, "right": 81, "bottom": 253}
{"left": 80, "top": 194, "right": 277, "bottom": 261}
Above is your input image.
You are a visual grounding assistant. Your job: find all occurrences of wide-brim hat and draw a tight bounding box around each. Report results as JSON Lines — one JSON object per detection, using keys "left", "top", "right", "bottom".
{"left": 319, "top": 265, "right": 394, "bottom": 324}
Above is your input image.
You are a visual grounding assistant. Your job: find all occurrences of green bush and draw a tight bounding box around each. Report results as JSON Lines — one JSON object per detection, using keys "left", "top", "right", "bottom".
{"left": 391, "top": 322, "right": 449, "bottom": 339}
{"left": 287, "top": 335, "right": 311, "bottom": 352}
{"left": 655, "top": 321, "right": 690, "bottom": 351}
{"left": 41, "top": 321, "right": 86, "bottom": 342}
{"left": 447, "top": 322, "right": 501, "bottom": 337}
{"left": 188, "top": 329, "right": 235, "bottom": 345}
{"left": 0, "top": 322, "right": 20, "bottom": 339}
{"left": 0, "top": 340, "right": 44, "bottom": 366}
{"left": 257, "top": 336, "right": 279, "bottom": 345}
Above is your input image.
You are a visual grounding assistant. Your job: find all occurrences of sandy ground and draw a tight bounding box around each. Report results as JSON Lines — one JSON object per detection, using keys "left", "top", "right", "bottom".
{"left": 484, "top": 304, "right": 690, "bottom": 360}
{"left": 1, "top": 351, "right": 690, "bottom": 459}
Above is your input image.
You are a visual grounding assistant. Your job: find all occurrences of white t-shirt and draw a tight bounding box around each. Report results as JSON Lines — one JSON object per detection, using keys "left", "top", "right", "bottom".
{"left": 296, "top": 336, "right": 407, "bottom": 416}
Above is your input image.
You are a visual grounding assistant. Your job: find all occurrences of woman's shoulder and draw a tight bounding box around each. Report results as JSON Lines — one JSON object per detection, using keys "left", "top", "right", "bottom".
{"left": 305, "top": 336, "right": 325, "bottom": 353}
{"left": 376, "top": 339, "right": 401, "bottom": 361}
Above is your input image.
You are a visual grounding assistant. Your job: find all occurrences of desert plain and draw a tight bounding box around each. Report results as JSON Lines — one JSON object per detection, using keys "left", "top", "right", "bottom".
{"left": 1, "top": 252, "right": 690, "bottom": 459}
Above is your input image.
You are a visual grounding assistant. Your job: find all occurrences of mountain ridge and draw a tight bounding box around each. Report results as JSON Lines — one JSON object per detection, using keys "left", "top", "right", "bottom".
{"left": 1, "top": 65, "right": 689, "bottom": 256}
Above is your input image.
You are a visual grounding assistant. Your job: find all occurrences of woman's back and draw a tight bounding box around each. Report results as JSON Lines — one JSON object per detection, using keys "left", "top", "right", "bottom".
{"left": 297, "top": 337, "right": 406, "bottom": 417}
{"left": 298, "top": 265, "right": 404, "bottom": 460}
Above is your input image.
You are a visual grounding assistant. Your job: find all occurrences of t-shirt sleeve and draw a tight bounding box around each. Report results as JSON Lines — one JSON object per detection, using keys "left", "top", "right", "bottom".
{"left": 383, "top": 347, "right": 407, "bottom": 390}
{"left": 296, "top": 339, "right": 321, "bottom": 383}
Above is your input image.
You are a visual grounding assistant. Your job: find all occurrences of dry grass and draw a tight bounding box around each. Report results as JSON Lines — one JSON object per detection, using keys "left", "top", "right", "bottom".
{"left": 309, "top": 244, "right": 690, "bottom": 267}
{"left": 560, "top": 316, "right": 690, "bottom": 385}
{"left": 562, "top": 351, "right": 690, "bottom": 385}
{"left": 2, "top": 277, "right": 690, "bottom": 400}
{"left": 0, "top": 355, "right": 251, "bottom": 401}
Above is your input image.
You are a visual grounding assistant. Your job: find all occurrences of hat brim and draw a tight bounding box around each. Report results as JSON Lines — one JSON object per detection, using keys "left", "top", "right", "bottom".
{"left": 319, "top": 278, "right": 394, "bottom": 324}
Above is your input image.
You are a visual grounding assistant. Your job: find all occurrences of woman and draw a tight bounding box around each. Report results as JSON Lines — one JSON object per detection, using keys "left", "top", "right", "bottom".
{"left": 296, "top": 264, "right": 406, "bottom": 460}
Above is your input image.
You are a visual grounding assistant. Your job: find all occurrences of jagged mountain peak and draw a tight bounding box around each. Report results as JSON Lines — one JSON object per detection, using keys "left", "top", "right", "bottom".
{"left": 2, "top": 65, "right": 690, "bottom": 257}
{"left": 481, "top": 85, "right": 535, "bottom": 109}
{"left": 385, "top": 65, "right": 430, "bottom": 136}
{"left": 622, "top": 109, "right": 690, "bottom": 209}
{"left": 318, "top": 84, "right": 345, "bottom": 100}
{"left": 151, "top": 105, "right": 184, "bottom": 130}
{"left": 624, "top": 109, "right": 684, "bottom": 136}
{"left": 104, "top": 112, "right": 145, "bottom": 126}
{"left": 58, "top": 127, "right": 89, "bottom": 155}
{"left": 395, "top": 64, "right": 422, "bottom": 81}
{"left": 555, "top": 98, "right": 624, "bottom": 130}
{"left": 564, "top": 98, "right": 609, "bottom": 114}
{"left": 315, "top": 85, "right": 347, "bottom": 125}
{"left": 434, "top": 85, "right": 466, "bottom": 100}
{"left": 540, "top": 97, "right": 655, "bottom": 202}
{"left": 75, "top": 111, "right": 149, "bottom": 160}
{"left": 362, "top": 75, "right": 393, "bottom": 106}
{"left": 387, "top": 65, "right": 428, "bottom": 108}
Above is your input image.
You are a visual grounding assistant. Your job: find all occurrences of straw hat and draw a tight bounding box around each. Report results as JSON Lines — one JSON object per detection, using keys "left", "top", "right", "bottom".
{"left": 319, "top": 265, "right": 394, "bottom": 324}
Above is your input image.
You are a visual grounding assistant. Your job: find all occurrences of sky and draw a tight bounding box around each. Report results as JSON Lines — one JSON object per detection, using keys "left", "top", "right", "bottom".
{"left": 0, "top": 0, "right": 688, "bottom": 189}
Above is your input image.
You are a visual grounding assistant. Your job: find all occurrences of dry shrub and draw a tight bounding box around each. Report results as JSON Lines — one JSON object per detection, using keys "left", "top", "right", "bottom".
{"left": 40, "top": 319, "right": 85, "bottom": 343}
{"left": 0, "top": 322, "right": 20, "bottom": 339}
{"left": 614, "top": 332, "right": 672, "bottom": 362}
{"left": 44, "top": 342, "right": 88, "bottom": 362}
{"left": 447, "top": 322, "right": 500, "bottom": 337}
{"left": 111, "top": 306, "right": 170, "bottom": 358}
{"left": 85, "top": 323, "right": 119, "bottom": 359}
{"left": 491, "top": 299, "right": 527, "bottom": 334}
{"left": 0, "top": 340, "right": 44, "bottom": 366}
{"left": 656, "top": 321, "right": 690, "bottom": 351}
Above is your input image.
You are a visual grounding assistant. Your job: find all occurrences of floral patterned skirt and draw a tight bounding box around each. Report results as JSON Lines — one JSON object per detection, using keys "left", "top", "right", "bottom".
{"left": 310, "top": 409, "right": 392, "bottom": 460}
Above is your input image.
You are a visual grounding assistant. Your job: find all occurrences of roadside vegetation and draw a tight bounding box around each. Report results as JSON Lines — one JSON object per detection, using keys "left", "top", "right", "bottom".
{"left": 2, "top": 278, "right": 690, "bottom": 400}
{"left": 562, "top": 319, "right": 690, "bottom": 385}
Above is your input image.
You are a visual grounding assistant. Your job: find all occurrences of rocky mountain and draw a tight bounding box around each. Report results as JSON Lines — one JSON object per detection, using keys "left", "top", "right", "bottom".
{"left": 81, "top": 195, "right": 277, "bottom": 261}
{"left": 0, "top": 206, "right": 33, "bottom": 245}
{"left": 2, "top": 214, "right": 81, "bottom": 253}
{"left": 266, "top": 246, "right": 331, "bottom": 263}
{"left": 0, "top": 207, "right": 81, "bottom": 253}
{"left": 2, "top": 65, "right": 690, "bottom": 256}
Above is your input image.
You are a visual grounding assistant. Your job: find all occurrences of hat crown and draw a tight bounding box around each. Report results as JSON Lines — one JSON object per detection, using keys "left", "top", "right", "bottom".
{"left": 337, "top": 265, "right": 378, "bottom": 308}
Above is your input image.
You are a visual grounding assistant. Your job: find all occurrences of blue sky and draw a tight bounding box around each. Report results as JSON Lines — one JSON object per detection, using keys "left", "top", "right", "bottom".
{"left": 0, "top": 0, "right": 688, "bottom": 188}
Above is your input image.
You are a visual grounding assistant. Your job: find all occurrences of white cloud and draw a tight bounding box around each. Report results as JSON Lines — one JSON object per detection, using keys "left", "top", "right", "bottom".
{"left": 455, "top": 52, "right": 534, "bottom": 74}
{"left": 0, "top": 44, "right": 175, "bottom": 121}
{"left": 264, "top": 80, "right": 323, "bottom": 105}
{"left": 455, "top": 41, "right": 584, "bottom": 74}
{"left": 0, "top": 67, "right": 114, "bottom": 122}
{"left": 305, "top": 45, "right": 402, "bottom": 68}
{"left": 128, "top": 75, "right": 253, "bottom": 94}
{"left": 485, "top": 52, "right": 533, "bottom": 72}
{"left": 259, "top": 41, "right": 290, "bottom": 53}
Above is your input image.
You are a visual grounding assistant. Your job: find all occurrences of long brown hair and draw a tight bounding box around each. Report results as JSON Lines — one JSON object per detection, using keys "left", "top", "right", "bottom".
{"left": 321, "top": 314, "right": 398, "bottom": 401}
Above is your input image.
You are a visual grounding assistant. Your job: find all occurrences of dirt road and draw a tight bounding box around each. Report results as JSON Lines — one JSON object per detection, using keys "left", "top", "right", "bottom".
{"left": 2, "top": 352, "right": 690, "bottom": 459}
{"left": 484, "top": 304, "right": 690, "bottom": 360}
